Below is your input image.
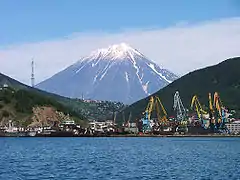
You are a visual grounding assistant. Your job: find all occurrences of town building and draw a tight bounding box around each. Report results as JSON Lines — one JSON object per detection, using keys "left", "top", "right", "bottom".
{"left": 225, "top": 120, "right": 240, "bottom": 134}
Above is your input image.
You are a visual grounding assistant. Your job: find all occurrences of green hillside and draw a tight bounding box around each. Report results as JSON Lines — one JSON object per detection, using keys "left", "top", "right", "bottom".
{"left": 0, "top": 73, "right": 125, "bottom": 125}
{"left": 0, "top": 87, "right": 88, "bottom": 127}
{"left": 117, "top": 57, "right": 240, "bottom": 123}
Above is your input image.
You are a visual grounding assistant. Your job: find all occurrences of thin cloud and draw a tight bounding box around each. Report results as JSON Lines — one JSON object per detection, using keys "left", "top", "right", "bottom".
{"left": 0, "top": 17, "right": 240, "bottom": 85}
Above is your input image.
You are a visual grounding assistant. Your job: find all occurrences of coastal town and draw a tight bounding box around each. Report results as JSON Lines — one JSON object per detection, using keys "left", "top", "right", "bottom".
{"left": 0, "top": 107, "right": 240, "bottom": 137}
{"left": 1, "top": 82, "right": 240, "bottom": 137}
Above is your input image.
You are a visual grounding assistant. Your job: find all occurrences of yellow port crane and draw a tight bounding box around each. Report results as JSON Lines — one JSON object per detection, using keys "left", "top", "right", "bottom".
{"left": 141, "top": 96, "right": 168, "bottom": 131}
{"left": 143, "top": 96, "right": 168, "bottom": 123}
{"left": 190, "top": 95, "right": 208, "bottom": 120}
{"left": 213, "top": 92, "right": 225, "bottom": 124}
{"left": 141, "top": 96, "right": 155, "bottom": 132}
{"left": 154, "top": 96, "right": 168, "bottom": 124}
{"left": 208, "top": 92, "right": 216, "bottom": 124}
{"left": 144, "top": 96, "right": 154, "bottom": 120}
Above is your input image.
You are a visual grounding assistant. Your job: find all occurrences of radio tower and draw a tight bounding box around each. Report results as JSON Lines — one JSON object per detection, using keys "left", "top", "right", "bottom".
{"left": 31, "top": 58, "right": 35, "bottom": 87}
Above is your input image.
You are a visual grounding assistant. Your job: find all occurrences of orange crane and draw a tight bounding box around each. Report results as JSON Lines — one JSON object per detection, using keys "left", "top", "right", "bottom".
{"left": 213, "top": 92, "right": 228, "bottom": 127}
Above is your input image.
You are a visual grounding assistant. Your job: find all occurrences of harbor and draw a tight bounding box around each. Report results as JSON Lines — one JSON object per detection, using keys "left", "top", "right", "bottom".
{"left": 0, "top": 87, "right": 240, "bottom": 137}
{"left": 0, "top": 118, "right": 240, "bottom": 137}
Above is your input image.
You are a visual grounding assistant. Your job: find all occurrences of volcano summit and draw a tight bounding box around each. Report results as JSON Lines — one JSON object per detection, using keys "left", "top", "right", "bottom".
{"left": 37, "top": 43, "right": 178, "bottom": 104}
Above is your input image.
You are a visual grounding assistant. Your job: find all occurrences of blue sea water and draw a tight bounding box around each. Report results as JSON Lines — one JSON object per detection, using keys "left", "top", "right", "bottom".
{"left": 0, "top": 137, "right": 239, "bottom": 180}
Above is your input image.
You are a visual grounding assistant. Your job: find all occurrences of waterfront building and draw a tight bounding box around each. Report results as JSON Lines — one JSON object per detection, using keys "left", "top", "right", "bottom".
{"left": 225, "top": 120, "right": 240, "bottom": 134}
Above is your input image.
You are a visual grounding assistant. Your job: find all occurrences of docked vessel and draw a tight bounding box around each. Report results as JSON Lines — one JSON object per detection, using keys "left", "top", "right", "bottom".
{"left": 35, "top": 130, "right": 75, "bottom": 137}
{"left": 187, "top": 125, "right": 213, "bottom": 135}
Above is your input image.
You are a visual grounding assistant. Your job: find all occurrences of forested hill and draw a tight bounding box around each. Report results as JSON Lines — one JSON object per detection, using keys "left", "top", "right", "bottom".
{"left": 117, "top": 57, "right": 240, "bottom": 123}
{"left": 0, "top": 73, "right": 125, "bottom": 126}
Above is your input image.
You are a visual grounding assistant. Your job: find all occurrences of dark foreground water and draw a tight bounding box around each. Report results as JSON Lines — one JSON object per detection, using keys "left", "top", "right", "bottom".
{"left": 0, "top": 138, "right": 240, "bottom": 180}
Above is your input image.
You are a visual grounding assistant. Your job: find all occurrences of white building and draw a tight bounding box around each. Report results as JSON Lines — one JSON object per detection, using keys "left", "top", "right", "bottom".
{"left": 89, "top": 120, "right": 116, "bottom": 133}
{"left": 225, "top": 120, "right": 240, "bottom": 134}
{"left": 61, "top": 120, "right": 75, "bottom": 125}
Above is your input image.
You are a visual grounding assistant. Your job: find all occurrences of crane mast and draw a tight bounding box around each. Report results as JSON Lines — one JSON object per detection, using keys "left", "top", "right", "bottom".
{"left": 141, "top": 96, "right": 154, "bottom": 133}
{"left": 213, "top": 92, "right": 228, "bottom": 128}
{"left": 173, "top": 91, "right": 186, "bottom": 122}
{"left": 208, "top": 93, "right": 215, "bottom": 120}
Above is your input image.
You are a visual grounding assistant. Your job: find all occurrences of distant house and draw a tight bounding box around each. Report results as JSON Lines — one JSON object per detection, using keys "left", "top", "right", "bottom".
{"left": 0, "top": 83, "right": 9, "bottom": 91}
{"left": 226, "top": 120, "right": 240, "bottom": 134}
{"left": 3, "top": 84, "right": 9, "bottom": 88}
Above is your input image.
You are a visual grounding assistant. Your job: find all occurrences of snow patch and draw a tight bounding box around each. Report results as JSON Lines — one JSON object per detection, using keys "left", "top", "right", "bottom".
{"left": 148, "top": 63, "right": 172, "bottom": 83}
{"left": 128, "top": 53, "right": 150, "bottom": 94}
{"left": 130, "top": 55, "right": 141, "bottom": 83}
{"left": 91, "top": 59, "right": 101, "bottom": 67}
{"left": 92, "top": 61, "right": 112, "bottom": 83}
{"left": 99, "top": 70, "right": 108, "bottom": 81}
{"left": 75, "top": 62, "right": 87, "bottom": 73}
{"left": 99, "top": 61, "right": 113, "bottom": 81}
{"left": 125, "top": 72, "right": 129, "bottom": 82}
{"left": 93, "top": 75, "right": 98, "bottom": 84}
{"left": 142, "top": 81, "right": 149, "bottom": 94}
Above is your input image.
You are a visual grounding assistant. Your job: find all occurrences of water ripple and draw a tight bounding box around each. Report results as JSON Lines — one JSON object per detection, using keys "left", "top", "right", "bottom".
{"left": 0, "top": 137, "right": 239, "bottom": 180}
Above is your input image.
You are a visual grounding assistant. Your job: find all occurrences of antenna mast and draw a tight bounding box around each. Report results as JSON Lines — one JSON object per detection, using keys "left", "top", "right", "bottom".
{"left": 31, "top": 58, "right": 35, "bottom": 87}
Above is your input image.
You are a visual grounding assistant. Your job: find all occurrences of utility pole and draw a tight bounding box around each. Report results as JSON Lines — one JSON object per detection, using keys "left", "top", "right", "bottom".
{"left": 112, "top": 105, "right": 115, "bottom": 123}
{"left": 31, "top": 58, "right": 35, "bottom": 88}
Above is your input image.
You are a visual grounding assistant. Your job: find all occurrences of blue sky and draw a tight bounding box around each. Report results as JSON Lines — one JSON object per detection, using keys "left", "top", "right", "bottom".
{"left": 0, "top": 0, "right": 239, "bottom": 46}
{"left": 1, "top": 0, "right": 240, "bottom": 85}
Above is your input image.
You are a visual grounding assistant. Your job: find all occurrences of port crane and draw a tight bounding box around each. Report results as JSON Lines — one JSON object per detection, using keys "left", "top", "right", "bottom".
{"left": 208, "top": 92, "right": 217, "bottom": 130}
{"left": 213, "top": 92, "right": 228, "bottom": 129}
{"left": 154, "top": 96, "right": 168, "bottom": 125}
{"left": 173, "top": 91, "right": 187, "bottom": 123}
{"left": 141, "top": 96, "right": 168, "bottom": 133}
{"left": 190, "top": 95, "right": 209, "bottom": 128}
{"left": 141, "top": 96, "right": 154, "bottom": 133}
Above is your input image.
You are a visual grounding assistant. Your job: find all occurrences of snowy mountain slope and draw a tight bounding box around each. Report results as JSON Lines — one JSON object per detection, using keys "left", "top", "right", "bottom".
{"left": 36, "top": 43, "right": 178, "bottom": 104}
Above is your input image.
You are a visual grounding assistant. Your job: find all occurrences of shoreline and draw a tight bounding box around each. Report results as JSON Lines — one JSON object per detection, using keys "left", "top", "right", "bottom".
{"left": 1, "top": 134, "right": 240, "bottom": 138}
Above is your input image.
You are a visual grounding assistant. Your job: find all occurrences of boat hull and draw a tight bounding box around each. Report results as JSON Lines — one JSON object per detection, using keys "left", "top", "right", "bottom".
{"left": 35, "top": 131, "right": 76, "bottom": 137}
{"left": 187, "top": 125, "right": 213, "bottom": 135}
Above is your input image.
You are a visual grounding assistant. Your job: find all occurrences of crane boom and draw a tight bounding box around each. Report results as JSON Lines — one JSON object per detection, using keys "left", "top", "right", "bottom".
{"left": 173, "top": 91, "right": 186, "bottom": 121}
{"left": 145, "top": 96, "right": 154, "bottom": 120}
{"left": 190, "top": 95, "right": 207, "bottom": 119}
{"left": 209, "top": 93, "right": 214, "bottom": 112}
{"left": 155, "top": 96, "right": 167, "bottom": 116}
{"left": 155, "top": 96, "right": 168, "bottom": 124}
{"left": 208, "top": 92, "right": 216, "bottom": 125}
{"left": 213, "top": 92, "right": 223, "bottom": 120}
{"left": 213, "top": 92, "right": 228, "bottom": 125}
{"left": 141, "top": 96, "right": 154, "bottom": 133}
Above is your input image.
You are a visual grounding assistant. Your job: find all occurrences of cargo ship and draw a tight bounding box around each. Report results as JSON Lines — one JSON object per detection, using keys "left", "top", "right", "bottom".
{"left": 187, "top": 125, "right": 213, "bottom": 135}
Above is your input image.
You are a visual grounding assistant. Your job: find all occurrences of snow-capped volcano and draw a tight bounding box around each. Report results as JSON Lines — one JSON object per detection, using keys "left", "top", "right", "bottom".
{"left": 85, "top": 43, "right": 144, "bottom": 61}
{"left": 37, "top": 43, "right": 178, "bottom": 104}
